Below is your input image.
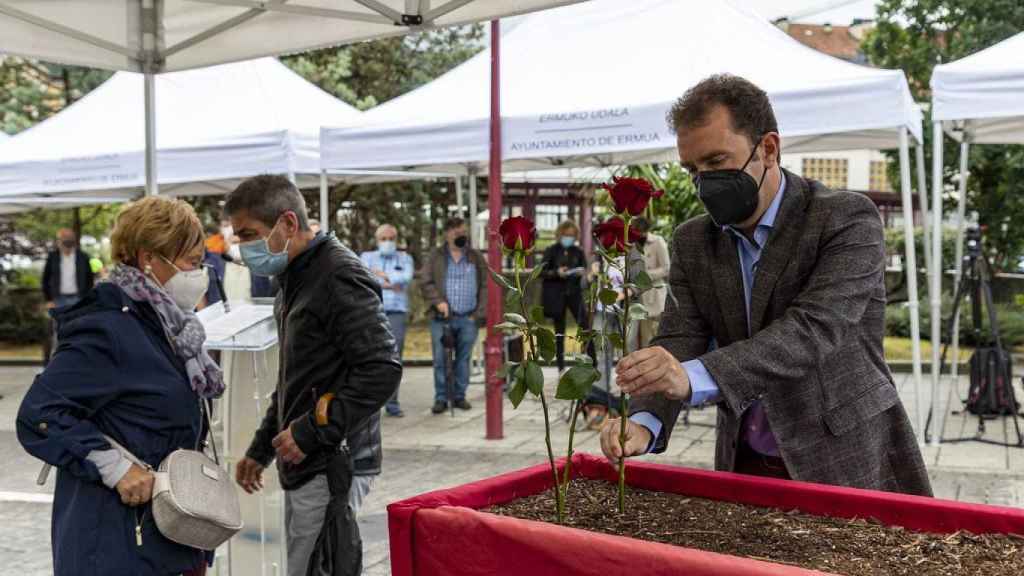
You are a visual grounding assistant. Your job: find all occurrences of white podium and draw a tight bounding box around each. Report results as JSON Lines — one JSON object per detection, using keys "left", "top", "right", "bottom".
{"left": 197, "top": 300, "right": 286, "bottom": 576}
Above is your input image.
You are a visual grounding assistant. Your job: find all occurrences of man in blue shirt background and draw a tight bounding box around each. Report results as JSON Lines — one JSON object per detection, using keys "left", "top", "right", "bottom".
{"left": 361, "top": 223, "right": 415, "bottom": 417}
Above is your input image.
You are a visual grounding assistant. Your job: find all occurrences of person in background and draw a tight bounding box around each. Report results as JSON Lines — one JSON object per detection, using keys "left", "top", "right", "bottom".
{"left": 360, "top": 223, "right": 414, "bottom": 418}
{"left": 418, "top": 217, "right": 487, "bottom": 415}
{"left": 228, "top": 175, "right": 400, "bottom": 576}
{"left": 631, "top": 216, "right": 671, "bottom": 348}
{"left": 41, "top": 228, "right": 96, "bottom": 365}
{"left": 42, "top": 228, "right": 95, "bottom": 311}
{"left": 541, "top": 220, "right": 588, "bottom": 373}
{"left": 202, "top": 221, "right": 226, "bottom": 308}
{"left": 308, "top": 219, "right": 321, "bottom": 235}
{"left": 18, "top": 196, "right": 219, "bottom": 576}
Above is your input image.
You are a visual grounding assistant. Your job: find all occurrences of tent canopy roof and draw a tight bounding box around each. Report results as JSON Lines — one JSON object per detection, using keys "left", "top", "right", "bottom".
{"left": 0, "top": 58, "right": 362, "bottom": 198}
{"left": 321, "top": 0, "right": 922, "bottom": 173}
{"left": 0, "top": 0, "right": 586, "bottom": 73}
{"left": 931, "top": 32, "right": 1024, "bottom": 144}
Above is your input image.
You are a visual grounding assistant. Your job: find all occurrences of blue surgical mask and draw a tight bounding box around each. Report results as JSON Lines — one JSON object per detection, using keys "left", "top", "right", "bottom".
{"left": 239, "top": 220, "right": 291, "bottom": 277}
{"left": 560, "top": 236, "right": 576, "bottom": 249}
{"left": 378, "top": 240, "right": 397, "bottom": 256}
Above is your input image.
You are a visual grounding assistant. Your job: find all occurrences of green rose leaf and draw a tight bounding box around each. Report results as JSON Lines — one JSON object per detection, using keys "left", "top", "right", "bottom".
{"left": 488, "top": 267, "right": 513, "bottom": 291}
{"left": 524, "top": 360, "right": 545, "bottom": 396}
{"left": 509, "top": 364, "right": 528, "bottom": 408}
{"left": 633, "top": 270, "right": 654, "bottom": 293}
{"left": 628, "top": 303, "right": 649, "bottom": 321}
{"left": 599, "top": 288, "right": 619, "bottom": 307}
{"left": 494, "top": 322, "right": 521, "bottom": 333}
{"left": 504, "top": 313, "right": 528, "bottom": 326}
{"left": 535, "top": 327, "right": 557, "bottom": 362}
{"left": 555, "top": 365, "right": 601, "bottom": 401}
{"left": 529, "top": 304, "right": 546, "bottom": 325}
{"left": 607, "top": 333, "right": 624, "bottom": 350}
{"left": 505, "top": 290, "right": 522, "bottom": 311}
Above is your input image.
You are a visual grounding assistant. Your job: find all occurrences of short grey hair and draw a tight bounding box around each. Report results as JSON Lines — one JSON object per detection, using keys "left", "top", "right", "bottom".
{"left": 375, "top": 223, "right": 397, "bottom": 239}
{"left": 224, "top": 174, "right": 310, "bottom": 230}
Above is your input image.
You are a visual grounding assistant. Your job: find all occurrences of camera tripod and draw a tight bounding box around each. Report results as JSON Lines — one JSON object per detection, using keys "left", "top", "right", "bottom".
{"left": 925, "top": 228, "right": 1023, "bottom": 447}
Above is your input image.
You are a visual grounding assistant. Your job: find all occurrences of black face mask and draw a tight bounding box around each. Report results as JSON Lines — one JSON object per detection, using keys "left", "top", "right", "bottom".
{"left": 694, "top": 141, "right": 768, "bottom": 227}
{"left": 61, "top": 240, "right": 76, "bottom": 249}
{"left": 453, "top": 235, "right": 468, "bottom": 249}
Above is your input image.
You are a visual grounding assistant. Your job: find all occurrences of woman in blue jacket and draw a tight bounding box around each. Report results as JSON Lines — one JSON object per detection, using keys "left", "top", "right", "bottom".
{"left": 17, "top": 196, "right": 224, "bottom": 576}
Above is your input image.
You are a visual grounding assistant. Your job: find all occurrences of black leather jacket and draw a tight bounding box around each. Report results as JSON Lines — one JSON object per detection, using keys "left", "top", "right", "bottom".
{"left": 245, "top": 234, "right": 401, "bottom": 490}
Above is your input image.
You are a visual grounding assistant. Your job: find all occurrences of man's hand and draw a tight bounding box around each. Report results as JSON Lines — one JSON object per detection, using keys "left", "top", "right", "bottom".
{"left": 373, "top": 269, "right": 389, "bottom": 280}
{"left": 115, "top": 464, "right": 155, "bottom": 507}
{"left": 616, "top": 346, "right": 691, "bottom": 401}
{"left": 600, "top": 417, "right": 652, "bottom": 464}
{"left": 558, "top": 266, "right": 568, "bottom": 278}
{"left": 235, "top": 457, "right": 265, "bottom": 494}
{"left": 45, "top": 301, "right": 56, "bottom": 310}
{"left": 436, "top": 302, "right": 450, "bottom": 318}
{"left": 272, "top": 425, "right": 307, "bottom": 465}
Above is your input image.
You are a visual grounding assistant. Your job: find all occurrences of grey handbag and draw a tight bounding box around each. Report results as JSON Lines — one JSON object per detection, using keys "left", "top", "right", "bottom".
{"left": 104, "top": 401, "right": 243, "bottom": 551}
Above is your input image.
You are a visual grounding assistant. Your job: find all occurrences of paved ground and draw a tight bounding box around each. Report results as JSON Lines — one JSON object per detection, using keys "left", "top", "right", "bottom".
{"left": 1, "top": 365, "right": 1022, "bottom": 575}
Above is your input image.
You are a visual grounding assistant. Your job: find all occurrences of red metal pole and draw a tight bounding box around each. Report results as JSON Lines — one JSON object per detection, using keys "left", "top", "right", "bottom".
{"left": 485, "top": 19, "right": 505, "bottom": 440}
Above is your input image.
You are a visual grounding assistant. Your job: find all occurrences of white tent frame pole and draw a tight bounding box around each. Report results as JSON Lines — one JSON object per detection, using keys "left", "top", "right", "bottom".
{"left": 190, "top": 0, "right": 391, "bottom": 23}
{"left": 943, "top": 139, "right": 970, "bottom": 443}
{"left": 144, "top": 72, "right": 158, "bottom": 195}
{"left": 426, "top": 0, "right": 476, "bottom": 21}
{"left": 320, "top": 170, "right": 330, "bottom": 233}
{"left": 916, "top": 143, "right": 933, "bottom": 291}
{"left": 468, "top": 166, "right": 478, "bottom": 247}
{"left": 353, "top": 0, "right": 404, "bottom": 22}
{"left": 929, "top": 121, "right": 945, "bottom": 446}
{"left": 898, "top": 127, "right": 925, "bottom": 444}
{"left": 455, "top": 173, "right": 465, "bottom": 218}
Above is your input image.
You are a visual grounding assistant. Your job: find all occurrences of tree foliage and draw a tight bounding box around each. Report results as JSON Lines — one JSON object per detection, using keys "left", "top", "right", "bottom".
{"left": 863, "top": 0, "right": 1024, "bottom": 271}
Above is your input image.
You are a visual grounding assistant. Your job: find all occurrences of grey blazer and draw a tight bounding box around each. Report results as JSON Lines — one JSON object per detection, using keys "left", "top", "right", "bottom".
{"left": 633, "top": 169, "right": 932, "bottom": 497}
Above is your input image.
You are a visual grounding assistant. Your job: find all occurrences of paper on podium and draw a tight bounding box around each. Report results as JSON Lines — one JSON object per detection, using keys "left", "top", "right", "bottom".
{"left": 197, "top": 300, "right": 277, "bottom": 351}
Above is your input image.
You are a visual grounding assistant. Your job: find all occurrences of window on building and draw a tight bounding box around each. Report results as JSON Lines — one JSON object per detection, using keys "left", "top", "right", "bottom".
{"left": 869, "top": 160, "right": 893, "bottom": 192}
{"left": 801, "top": 158, "right": 849, "bottom": 189}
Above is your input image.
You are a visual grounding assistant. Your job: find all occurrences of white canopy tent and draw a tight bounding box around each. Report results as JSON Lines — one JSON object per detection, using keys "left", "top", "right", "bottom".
{"left": 0, "top": 0, "right": 588, "bottom": 194}
{"left": 0, "top": 57, "right": 363, "bottom": 201}
{"left": 926, "top": 31, "right": 1024, "bottom": 445}
{"left": 322, "top": 0, "right": 931, "bottom": 440}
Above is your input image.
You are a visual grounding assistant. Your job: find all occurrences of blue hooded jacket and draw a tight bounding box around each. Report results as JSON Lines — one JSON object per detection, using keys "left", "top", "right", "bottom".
{"left": 17, "top": 282, "right": 206, "bottom": 575}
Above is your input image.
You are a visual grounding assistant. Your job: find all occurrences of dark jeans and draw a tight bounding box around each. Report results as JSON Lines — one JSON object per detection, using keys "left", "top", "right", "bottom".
{"left": 430, "top": 315, "right": 478, "bottom": 403}
{"left": 551, "top": 291, "right": 587, "bottom": 371}
{"left": 385, "top": 312, "right": 407, "bottom": 413}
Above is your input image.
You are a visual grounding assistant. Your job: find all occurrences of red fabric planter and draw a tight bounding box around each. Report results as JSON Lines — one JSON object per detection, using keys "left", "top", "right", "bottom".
{"left": 388, "top": 453, "right": 1024, "bottom": 576}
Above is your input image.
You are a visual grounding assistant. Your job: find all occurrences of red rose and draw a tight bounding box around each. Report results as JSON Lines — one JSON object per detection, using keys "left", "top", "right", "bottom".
{"left": 601, "top": 176, "right": 664, "bottom": 216}
{"left": 498, "top": 216, "right": 536, "bottom": 252}
{"left": 593, "top": 217, "right": 642, "bottom": 253}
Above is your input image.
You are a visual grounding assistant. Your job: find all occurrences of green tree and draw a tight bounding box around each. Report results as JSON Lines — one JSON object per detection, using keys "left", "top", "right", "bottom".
{"left": 863, "top": 0, "right": 1024, "bottom": 271}
{"left": 283, "top": 24, "right": 484, "bottom": 109}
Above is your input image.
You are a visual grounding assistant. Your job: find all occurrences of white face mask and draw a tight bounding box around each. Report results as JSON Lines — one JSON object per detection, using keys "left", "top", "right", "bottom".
{"left": 159, "top": 256, "right": 208, "bottom": 311}
{"left": 227, "top": 244, "right": 242, "bottom": 263}
{"left": 221, "top": 226, "right": 234, "bottom": 243}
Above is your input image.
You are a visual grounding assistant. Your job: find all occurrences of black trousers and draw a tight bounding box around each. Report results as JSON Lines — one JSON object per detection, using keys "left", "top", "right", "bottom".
{"left": 551, "top": 291, "right": 588, "bottom": 371}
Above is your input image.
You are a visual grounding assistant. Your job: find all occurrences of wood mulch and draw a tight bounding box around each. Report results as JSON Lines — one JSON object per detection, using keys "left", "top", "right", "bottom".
{"left": 487, "top": 479, "right": 1024, "bottom": 575}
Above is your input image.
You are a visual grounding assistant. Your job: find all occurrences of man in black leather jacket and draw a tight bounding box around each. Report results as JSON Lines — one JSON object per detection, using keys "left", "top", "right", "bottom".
{"left": 225, "top": 175, "right": 401, "bottom": 576}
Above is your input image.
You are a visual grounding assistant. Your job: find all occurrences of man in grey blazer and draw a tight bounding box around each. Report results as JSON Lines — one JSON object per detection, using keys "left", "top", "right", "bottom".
{"left": 602, "top": 74, "right": 931, "bottom": 496}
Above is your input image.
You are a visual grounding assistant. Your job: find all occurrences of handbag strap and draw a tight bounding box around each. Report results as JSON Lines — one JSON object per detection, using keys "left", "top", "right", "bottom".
{"left": 198, "top": 398, "right": 221, "bottom": 466}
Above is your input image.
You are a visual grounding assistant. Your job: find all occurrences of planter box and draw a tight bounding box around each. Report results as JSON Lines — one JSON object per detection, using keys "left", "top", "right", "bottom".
{"left": 388, "top": 453, "right": 1024, "bottom": 576}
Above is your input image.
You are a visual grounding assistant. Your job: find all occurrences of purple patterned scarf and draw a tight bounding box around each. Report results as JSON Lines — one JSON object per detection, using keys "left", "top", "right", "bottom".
{"left": 105, "top": 264, "right": 225, "bottom": 399}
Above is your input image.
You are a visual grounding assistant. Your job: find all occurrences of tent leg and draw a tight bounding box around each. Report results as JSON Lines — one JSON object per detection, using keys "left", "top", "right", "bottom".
{"left": 455, "top": 173, "right": 465, "bottom": 219}
{"left": 941, "top": 140, "right": 970, "bottom": 443}
{"left": 929, "top": 121, "right": 945, "bottom": 446}
{"left": 468, "top": 167, "right": 479, "bottom": 247}
{"left": 916, "top": 143, "right": 933, "bottom": 292}
{"left": 320, "top": 170, "right": 329, "bottom": 233}
{"left": 144, "top": 72, "right": 158, "bottom": 196}
{"left": 898, "top": 128, "right": 925, "bottom": 445}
